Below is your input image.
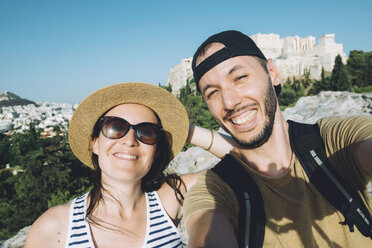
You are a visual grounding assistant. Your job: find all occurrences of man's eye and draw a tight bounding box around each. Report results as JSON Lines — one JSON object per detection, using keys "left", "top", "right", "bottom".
{"left": 206, "top": 89, "right": 218, "bottom": 99}
{"left": 236, "top": 75, "right": 248, "bottom": 81}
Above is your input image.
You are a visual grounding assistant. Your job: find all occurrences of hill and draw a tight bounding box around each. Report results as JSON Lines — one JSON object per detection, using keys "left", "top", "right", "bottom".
{"left": 0, "top": 91, "right": 36, "bottom": 107}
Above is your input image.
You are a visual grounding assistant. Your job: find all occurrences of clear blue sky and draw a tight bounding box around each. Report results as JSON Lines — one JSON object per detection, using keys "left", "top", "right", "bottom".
{"left": 1, "top": 0, "right": 371, "bottom": 104}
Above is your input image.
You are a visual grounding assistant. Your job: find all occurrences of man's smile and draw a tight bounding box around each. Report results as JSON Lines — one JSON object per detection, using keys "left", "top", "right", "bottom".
{"left": 231, "top": 109, "right": 258, "bottom": 125}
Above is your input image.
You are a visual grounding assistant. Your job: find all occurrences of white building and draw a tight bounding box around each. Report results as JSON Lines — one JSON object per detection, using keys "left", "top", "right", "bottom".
{"left": 251, "top": 33, "right": 347, "bottom": 81}
{"left": 0, "top": 102, "right": 76, "bottom": 134}
{"left": 166, "top": 33, "right": 348, "bottom": 93}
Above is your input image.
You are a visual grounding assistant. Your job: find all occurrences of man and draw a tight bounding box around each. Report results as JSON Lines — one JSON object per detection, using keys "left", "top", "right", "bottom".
{"left": 183, "top": 30, "right": 372, "bottom": 247}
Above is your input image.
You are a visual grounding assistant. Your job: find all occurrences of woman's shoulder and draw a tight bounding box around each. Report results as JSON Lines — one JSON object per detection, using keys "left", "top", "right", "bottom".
{"left": 25, "top": 202, "right": 72, "bottom": 248}
{"left": 156, "top": 172, "right": 204, "bottom": 222}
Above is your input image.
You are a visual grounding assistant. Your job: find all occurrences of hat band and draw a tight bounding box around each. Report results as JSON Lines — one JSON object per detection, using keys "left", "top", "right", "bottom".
{"left": 194, "top": 47, "right": 232, "bottom": 83}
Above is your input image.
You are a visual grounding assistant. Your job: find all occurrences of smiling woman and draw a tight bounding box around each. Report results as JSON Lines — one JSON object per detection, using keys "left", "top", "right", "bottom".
{"left": 24, "top": 82, "right": 196, "bottom": 248}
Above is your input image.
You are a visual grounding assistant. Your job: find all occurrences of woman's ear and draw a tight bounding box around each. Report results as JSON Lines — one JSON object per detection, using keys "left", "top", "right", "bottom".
{"left": 266, "top": 59, "right": 280, "bottom": 86}
{"left": 92, "top": 138, "right": 99, "bottom": 155}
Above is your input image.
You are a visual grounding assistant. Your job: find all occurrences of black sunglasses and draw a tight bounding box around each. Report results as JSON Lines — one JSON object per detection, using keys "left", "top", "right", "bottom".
{"left": 100, "top": 116, "right": 162, "bottom": 145}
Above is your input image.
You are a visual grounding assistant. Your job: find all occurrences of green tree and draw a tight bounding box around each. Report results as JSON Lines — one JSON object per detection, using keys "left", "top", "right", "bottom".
{"left": 320, "top": 66, "right": 329, "bottom": 89}
{"left": 159, "top": 83, "right": 172, "bottom": 93}
{"left": 0, "top": 134, "right": 11, "bottom": 169}
{"left": 364, "top": 52, "right": 372, "bottom": 87}
{"left": 302, "top": 69, "right": 312, "bottom": 89}
{"left": 0, "top": 126, "right": 92, "bottom": 239}
{"left": 8, "top": 124, "right": 41, "bottom": 167}
{"left": 347, "top": 50, "right": 368, "bottom": 88}
{"left": 0, "top": 202, "right": 15, "bottom": 238}
{"left": 278, "top": 88, "right": 297, "bottom": 106}
{"left": 330, "top": 55, "right": 351, "bottom": 91}
{"left": 178, "top": 79, "right": 218, "bottom": 130}
{"left": 308, "top": 67, "right": 331, "bottom": 95}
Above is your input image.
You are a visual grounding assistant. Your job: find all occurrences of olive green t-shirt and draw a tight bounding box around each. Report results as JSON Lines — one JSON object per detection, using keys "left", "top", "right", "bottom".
{"left": 184, "top": 115, "right": 372, "bottom": 247}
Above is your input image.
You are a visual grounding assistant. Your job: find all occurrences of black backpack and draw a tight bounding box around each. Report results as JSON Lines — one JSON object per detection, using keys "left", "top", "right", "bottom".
{"left": 211, "top": 120, "right": 372, "bottom": 248}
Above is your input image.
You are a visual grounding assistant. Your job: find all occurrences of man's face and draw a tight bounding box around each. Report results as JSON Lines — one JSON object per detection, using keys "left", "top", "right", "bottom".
{"left": 197, "top": 44, "right": 279, "bottom": 148}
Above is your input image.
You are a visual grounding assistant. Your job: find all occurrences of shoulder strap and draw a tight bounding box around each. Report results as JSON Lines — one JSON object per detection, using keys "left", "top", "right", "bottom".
{"left": 288, "top": 120, "right": 372, "bottom": 239}
{"left": 212, "top": 154, "right": 265, "bottom": 248}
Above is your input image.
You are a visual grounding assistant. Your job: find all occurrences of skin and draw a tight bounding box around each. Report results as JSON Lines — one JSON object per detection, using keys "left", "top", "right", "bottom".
{"left": 197, "top": 43, "right": 292, "bottom": 177}
{"left": 25, "top": 103, "right": 199, "bottom": 248}
{"left": 187, "top": 43, "right": 372, "bottom": 247}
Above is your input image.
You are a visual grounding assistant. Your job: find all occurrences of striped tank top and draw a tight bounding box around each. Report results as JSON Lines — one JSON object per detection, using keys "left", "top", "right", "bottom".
{"left": 65, "top": 191, "right": 183, "bottom": 248}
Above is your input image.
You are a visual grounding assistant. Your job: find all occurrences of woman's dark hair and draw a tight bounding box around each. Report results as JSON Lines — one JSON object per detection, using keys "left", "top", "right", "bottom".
{"left": 85, "top": 106, "right": 185, "bottom": 228}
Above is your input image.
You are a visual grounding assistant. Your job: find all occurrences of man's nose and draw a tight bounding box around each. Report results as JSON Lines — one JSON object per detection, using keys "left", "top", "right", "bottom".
{"left": 221, "top": 88, "right": 242, "bottom": 110}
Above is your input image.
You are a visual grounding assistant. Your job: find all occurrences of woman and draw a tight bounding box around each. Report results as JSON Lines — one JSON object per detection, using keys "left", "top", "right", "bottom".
{"left": 25, "top": 82, "right": 198, "bottom": 248}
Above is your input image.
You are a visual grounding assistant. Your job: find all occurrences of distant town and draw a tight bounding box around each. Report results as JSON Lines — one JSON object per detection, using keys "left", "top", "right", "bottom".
{"left": 0, "top": 91, "right": 77, "bottom": 136}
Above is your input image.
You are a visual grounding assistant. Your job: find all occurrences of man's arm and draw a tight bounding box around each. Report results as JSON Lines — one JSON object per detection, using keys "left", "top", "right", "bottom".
{"left": 187, "top": 209, "right": 238, "bottom": 248}
{"left": 187, "top": 124, "right": 235, "bottom": 158}
{"left": 356, "top": 137, "right": 372, "bottom": 176}
{"left": 183, "top": 170, "right": 240, "bottom": 247}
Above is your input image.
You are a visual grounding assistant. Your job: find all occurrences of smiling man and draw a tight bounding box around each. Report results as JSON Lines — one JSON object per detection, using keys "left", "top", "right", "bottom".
{"left": 184, "top": 30, "right": 372, "bottom": 247}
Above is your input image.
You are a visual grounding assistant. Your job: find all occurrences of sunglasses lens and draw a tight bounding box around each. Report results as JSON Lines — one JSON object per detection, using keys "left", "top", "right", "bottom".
{"left": 101, "top": 117, "right": 160, "bottom": 145}
{"left": 136, "top": 123, "right": 160, "bottom": 145}
{"left": 101, "top": 117, "right": 129, "bottom": 139}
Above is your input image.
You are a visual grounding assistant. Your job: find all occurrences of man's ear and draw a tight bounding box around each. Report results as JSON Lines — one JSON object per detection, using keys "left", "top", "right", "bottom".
{"left": 266, "top": 59, "right": 280, "bottom": 86}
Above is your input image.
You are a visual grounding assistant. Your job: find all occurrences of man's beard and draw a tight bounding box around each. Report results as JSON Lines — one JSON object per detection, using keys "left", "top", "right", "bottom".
{"left": 219, "top": 78, "right": 277, "bottom": 149}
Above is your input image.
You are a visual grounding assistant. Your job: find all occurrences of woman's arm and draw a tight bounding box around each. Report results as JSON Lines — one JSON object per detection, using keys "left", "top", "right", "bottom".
{"left": 187, "top": 124, "right": 236, "bottom": 158}
{"left": 25, "top": 203, "right": 70, "bottom": 248}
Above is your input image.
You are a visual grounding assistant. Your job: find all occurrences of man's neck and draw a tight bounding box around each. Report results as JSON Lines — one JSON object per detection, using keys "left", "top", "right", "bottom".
{"left": 233, "top": 114, "right": 293, "bottom": 178}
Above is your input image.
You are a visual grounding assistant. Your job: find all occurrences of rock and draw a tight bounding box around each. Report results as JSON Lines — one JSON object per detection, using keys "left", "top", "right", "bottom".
{"left": 166, "top": 58, "right": 193, "bottom": 96}
{"left": 283, "top": 91, "right": 372, "bottom": 123}
{"left": 167, "top": 146, "right": 221, "bottom": 175}
{"left": 1, "top": 226, "right": 30, "bottom": 248}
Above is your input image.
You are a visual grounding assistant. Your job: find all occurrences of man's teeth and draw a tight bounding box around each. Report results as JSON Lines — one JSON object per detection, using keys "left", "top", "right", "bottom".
{"left": 115, "top": 153, "right": 137, "bottom": 159}
{"left": 232, "top": 110, "right": 257, "bottom": 125}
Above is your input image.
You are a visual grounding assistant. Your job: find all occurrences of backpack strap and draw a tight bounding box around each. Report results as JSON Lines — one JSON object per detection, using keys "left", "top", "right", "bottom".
{"left": 288, "top": 120, "right": 372, "bottom": 239}
{"left": 212, "top": 154, "right": 265, "bottom": 248}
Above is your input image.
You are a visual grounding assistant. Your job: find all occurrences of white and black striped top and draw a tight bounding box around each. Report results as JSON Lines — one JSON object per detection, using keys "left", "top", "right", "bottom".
{"left": 65, "top": 192, "right": 183, "bottom": 248}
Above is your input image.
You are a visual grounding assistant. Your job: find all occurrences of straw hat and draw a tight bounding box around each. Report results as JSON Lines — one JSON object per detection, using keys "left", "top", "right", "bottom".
{"left": 68, "top": 82, "right": 189, "bottom": 169}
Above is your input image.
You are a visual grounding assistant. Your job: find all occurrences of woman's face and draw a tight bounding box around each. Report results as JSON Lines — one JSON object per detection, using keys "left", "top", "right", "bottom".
{"left": 92, "top": 103, "right": 159, "bottom": 185}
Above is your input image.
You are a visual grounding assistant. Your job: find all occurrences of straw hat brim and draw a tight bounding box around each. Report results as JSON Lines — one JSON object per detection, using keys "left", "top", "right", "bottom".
{"left": 68, "top": 82, "right": 189, "bottom": 169}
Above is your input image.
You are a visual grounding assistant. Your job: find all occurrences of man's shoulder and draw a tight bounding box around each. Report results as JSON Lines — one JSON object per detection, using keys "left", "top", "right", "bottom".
{"left": 184, "top": 165, "right": 240, "bottom": 209}
{"left": 317, "top": 115, "right": 372, "bottom": 129}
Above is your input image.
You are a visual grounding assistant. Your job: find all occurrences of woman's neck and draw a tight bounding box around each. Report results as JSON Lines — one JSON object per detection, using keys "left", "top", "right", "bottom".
{"left": 99, "top": 179, "right": 145, "bottom": 213}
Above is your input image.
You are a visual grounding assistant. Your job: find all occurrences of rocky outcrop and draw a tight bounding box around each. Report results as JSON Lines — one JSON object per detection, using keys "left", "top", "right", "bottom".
{"left": 0, "top": 226, "right": 30, "bottom": 248}
{"left": 166, "top": 58, "right": 193, "bottom": 96}
{"left": 167, "top": 146, "right": 220, "bottom": 175}
{"left": 283, "top": 91, "right": 372, "bottom": 123}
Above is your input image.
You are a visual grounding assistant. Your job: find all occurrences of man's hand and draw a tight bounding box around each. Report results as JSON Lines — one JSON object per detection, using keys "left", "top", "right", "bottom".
{"left": 186, "top": 209, "right": 238, "bottom": 248}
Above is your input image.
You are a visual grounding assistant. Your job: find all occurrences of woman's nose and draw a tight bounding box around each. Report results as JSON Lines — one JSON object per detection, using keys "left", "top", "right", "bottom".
{"left": 120, "top": 128, "right": 139, "bottom": 146}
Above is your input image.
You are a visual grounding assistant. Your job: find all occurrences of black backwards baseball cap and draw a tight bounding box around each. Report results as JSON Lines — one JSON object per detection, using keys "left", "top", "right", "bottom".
{"left": 192, "top": 30, "right": 281, "bottom": 95}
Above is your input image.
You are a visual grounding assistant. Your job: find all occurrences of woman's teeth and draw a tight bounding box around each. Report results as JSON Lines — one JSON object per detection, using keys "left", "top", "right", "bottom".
{"left": 115, "top": 153, "right": 137, "bottom": 159}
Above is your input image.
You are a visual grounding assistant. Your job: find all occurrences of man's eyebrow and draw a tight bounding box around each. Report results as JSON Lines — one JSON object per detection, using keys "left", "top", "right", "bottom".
{"left": 202, "top": 84, "right": 212, "bottom": 96}
{"left": 228, "top": 65, "right": 244, "bottom": 75}
{"left": 201, "top": 65, "right": 245, "bottom": 95}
